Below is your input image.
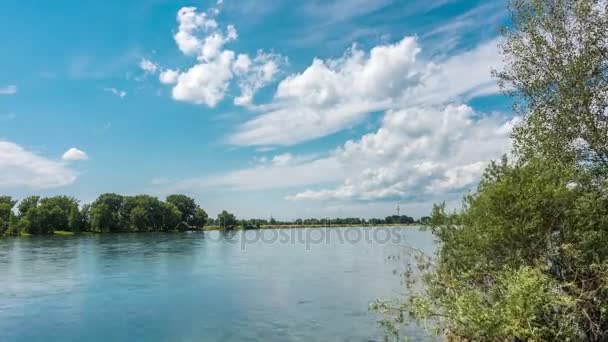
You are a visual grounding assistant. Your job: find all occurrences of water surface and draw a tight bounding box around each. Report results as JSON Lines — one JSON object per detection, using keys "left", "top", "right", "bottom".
{"left": 0, "top": 227, "right": 435, "bottom": 341}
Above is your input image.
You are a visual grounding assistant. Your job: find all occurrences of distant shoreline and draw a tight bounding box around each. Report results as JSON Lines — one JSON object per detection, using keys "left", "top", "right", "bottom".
{"left": 4, "top": 224, "right": 422, "bottom": 238}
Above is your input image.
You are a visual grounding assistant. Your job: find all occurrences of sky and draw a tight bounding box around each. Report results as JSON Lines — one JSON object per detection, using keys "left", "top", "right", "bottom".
{"left": 0, "top": 0, "right": 516, "bottom": 220}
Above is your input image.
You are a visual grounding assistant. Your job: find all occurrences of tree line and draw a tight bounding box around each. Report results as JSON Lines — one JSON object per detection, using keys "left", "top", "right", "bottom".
{"left": 223, "top": 215, "right": 428, "bottom": 229}
{"left": 0, "top": 194, "right": 209, "bottom": 236}
{"left": 0, "top": 194, "right": 426, "bottom": 236}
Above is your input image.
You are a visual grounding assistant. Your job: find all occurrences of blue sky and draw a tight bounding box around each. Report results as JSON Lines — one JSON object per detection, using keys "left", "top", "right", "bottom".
{"left": 0, "top": 0, "right": 514, "bottom": 219}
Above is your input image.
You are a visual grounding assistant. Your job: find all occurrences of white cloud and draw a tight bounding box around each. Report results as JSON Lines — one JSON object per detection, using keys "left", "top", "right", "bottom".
{"left": 233, "top": 51, "right": 287, "bottom": 106}
{"left": 174, "top": 7, "right": 219, "bottom": 56}
{"left": 172, "top": 50, "right": 235, "bottom": 107}
{"left": 0, "top": 85, "right": 17, "bottom": 95}
{"left": 271, "top": 153, "right": 293, "bottom": 166}
{"left": 157, "top": 104, "right": 517, "bottom": 203}
{"left": 173, "top": 5, "right": 237, "bottom": 62}
{"left": 229, "top": 37, "right": 503, "bottom": 146}
{"left": 159, "top": 69, "right": 180, "bottom": 84}
{"left": 103, "top": 87, "right": 127, "bottom": 98}
{"left": 0, "top": 141, "right": 78, "bottom": 189}
{"left": 139, "top": 58, "right": 158, "bottom": 74}
{"left": 289, "top": 105, "right": 517, "bottom": 201}
{"left": 62, "top": 147, "right": 89, "bottom": 161}
{"left": 160, "top": 5, "right": 285, "bottom": 108}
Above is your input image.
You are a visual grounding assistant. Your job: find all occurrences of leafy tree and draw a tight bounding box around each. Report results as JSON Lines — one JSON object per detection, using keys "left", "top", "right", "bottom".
{"left": 0, "top": 196, "right": 16, "bottom": 234}
{"left": 5, "top": 212, "right": 20, "bottom": 236}
{"left": 0, "top": 196, "right": 17, "bottom": 208}
{"left": 191, "top": 208, "right": 208, "bottom": 229}
{"left": 20, "top": 206, "right": 48, "bottom": 234}
{"left": 375, "top": 0, "right": 608, "bottom": 340}
{"left": 160, "top": 202, "right": 182, "bottom": 231}
{"left": 89, "top": 193, "right": 126, "bottom": 233}
{"left": 496, "top": 0, "right": 608, "bottom": 168}
{"left": 166, "top": 195, "right": 197, "bottom": 224}
{"left": 17, "top": 196, "right": 39, "bottom": 218}
{"left": 37, "top": 196, "right": 81, "bottom": 232}
{"left": 418, "top": 216, "right": 431, "bottom": 225}
{"left": 0, "top": 204, "right": 11, "bottom": 234}
{"left": 217, "top": 210, "right": 237, "bottom": 230}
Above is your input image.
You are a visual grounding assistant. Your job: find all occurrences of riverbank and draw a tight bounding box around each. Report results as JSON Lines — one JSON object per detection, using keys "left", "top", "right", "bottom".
{"left": 203, "top": 223, "right": 419, "bottom": 231}
{"left": 2, "top": 224, "right": 421, "bottom": 238}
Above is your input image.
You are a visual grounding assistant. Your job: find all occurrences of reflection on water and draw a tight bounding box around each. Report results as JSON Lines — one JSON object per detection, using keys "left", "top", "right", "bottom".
{"left": 0, "top": 227, "right": 435, "bottom": 341}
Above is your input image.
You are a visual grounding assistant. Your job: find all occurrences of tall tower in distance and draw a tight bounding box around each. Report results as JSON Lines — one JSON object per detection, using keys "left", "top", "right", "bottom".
{"left": 396, "top": 203, "right": 400, "bottom": 216}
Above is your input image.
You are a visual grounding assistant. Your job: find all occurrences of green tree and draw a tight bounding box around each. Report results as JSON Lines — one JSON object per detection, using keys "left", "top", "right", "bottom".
{"left": 160, "top": 202, "right": 182, "bottom": 231}
{"left": 374, "top": 1, "right": 608, "bottom": 340}
{"left": 0, "top": 196, "right": 17, "bottom": 207}
{"left": 17, "top": 196, "right": 39, "bottom": 218}
{"left": 496, "top": 0, "right": 608, "bottom": 168}
{"left": 5, "top": 212, "right": 20, "bottom": 236}
{"left": 37, "top": 196, "right": 81, "bottom": 232}
{"left": 0, "top": 196, "right": 17, "bottom": 234}
{"left": 166, "top": 194, "right": 197, "bottom": 225}
{"left": 217, "top": 210, "right": 237, "bottom": 230}
{"left": 191, "top": 208, "right": 208, "bottom": 229}
{"left": 89, "top": 193, "right": 126, "bottom": 233}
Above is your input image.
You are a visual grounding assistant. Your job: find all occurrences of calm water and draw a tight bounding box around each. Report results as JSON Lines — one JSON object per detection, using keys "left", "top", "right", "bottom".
{"left": 0, "top": 227, "right": 435, "bottom": 341}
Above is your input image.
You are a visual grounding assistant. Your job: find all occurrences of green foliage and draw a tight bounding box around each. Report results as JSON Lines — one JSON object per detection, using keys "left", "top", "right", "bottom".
{"left": 89, "top": 193, "right": 127, "bottom": 233}
{"left": 191, "top": 208, "right": 208, "bottom": 228}
{"left": 217, "top": 210, "right": 237, "bottom": 230}
{"left": 0, "top": 193, "right": 215, "bottom": 235}
{"left": 377, "top": 159, "right": 608, "bottom": 340}
{"left": 0, "top": 196, "right": 16, "bottom": 234}
{"left": 375, "top": 1, "right": 608, "bottom": 339}
{"left": 166, "top": 195, "right": 196, "bottom": 226}
{"left": 496, "top": 0, "right": 608, "bottom": 167}
{"left": 17, "top": 196, "right": 39, "bottom": 218}
{"left": 423, "top": 159, "right": 602, "bottom": 340}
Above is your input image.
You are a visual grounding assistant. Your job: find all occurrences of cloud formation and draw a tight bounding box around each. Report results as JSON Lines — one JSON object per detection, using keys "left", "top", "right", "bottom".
{"left": 160, "top": 5, "right": 285, "bottom": 107}
{"left": 103, "top": 87, "right": 127, "bottom": 98}
{"left": 139, "top": 58, "right": 158, "bottom": 74}
{"left": 0, "top": 141, "right": 78, "bottom": 189}
{"left": 229, "top": 37, "right": 503, "bottom": 146}
{"left": 147, "top": 2, "right": 512, "bottom": 209}
{"left": 290, "top": 105, "right": 518, "bottom": 201}
{"left": 62, "top": 147, "right": 89, "bottom": 161}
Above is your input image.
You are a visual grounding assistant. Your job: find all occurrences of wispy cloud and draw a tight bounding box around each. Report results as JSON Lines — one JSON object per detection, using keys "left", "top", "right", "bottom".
{"left": 0, "top": 85, "right": 17, "bottom": 95}
{"left": 0, "top": 141, "right": 78, "bottom": 189}
{"left": 103, "top": 87, "right": 127, "bottom": 98}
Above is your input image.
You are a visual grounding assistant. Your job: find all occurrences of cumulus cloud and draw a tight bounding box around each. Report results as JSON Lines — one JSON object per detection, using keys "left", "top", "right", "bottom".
{"left": 62, "top": 147, "right": 89, "bottom": 161}
{"left": 174, "top": 7, "right": 221, "bottom": 57}
{"left": 157, "top": 104, "right": 517, "bottom": 203}
{"left": 0, "top": 141, "right": 78, "bottom": 189}
{"left": 149, "top": 5, "right": 513, "bottom": 206}
{"left": 159, "top": 5, "right": 285, "bottom": 107}
{"left": 159, "top": 69, "right": 180, "bottom": 84}
{"left": 103, "top": 87, "right": 127, "bottom": 98}
{"left": 0, "top": 85, "right": 17, "bottom": 95}
{"left": 233, "top": 51, "right": 287, "bottom": 107}
{"left": 230, "top": 37, "right": 503, "bottom": 146}
{"left": 139, "top": 58, "right": 158, "bottom": 74}
{"left": 289, "top": 105, "right": 518, "bottom": 201}
{"left": 172, "top": 50, "right": 235, "bottom": 106}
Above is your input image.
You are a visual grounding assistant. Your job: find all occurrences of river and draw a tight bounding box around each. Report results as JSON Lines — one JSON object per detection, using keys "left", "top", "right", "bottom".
{"left": 0, "top": 227, "right": 435, "bottom": 341}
